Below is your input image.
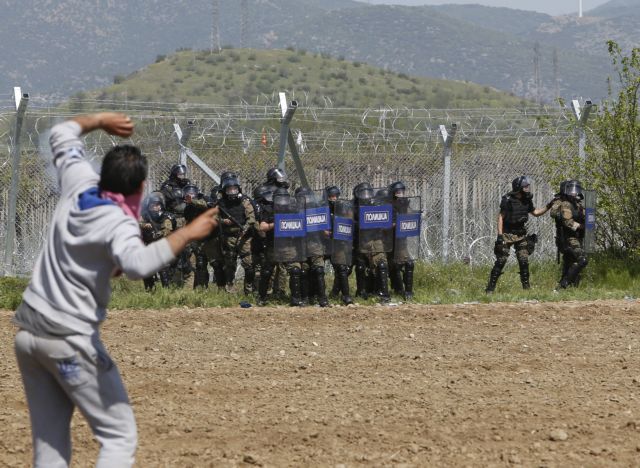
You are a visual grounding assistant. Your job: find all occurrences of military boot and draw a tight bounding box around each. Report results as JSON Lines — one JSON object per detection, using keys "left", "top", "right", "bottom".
{"left": 485, "top": 263, "right": 504, "bottom": 293}
{"left": 213, "top": 262, "right": 226, "bottom": 289}
{"left": 330, "top": 272, "right": 341, "bottom": 298}
{"left": 314, "top": 267, "right": 329, "bottom": 307}
{"left": 518, "top": 260, "right": 530, "bottom": 290}
{"left": 289, "top": 268, "right": 304, "bottom": 307}
{"left": 243, "top": 267, "right": 255, "bottom": 295}
{"left": 143, "top": 276, "right": 156, "bottom": 291}
{"left": 390, "top": 264, "right": 404, "bottom": 295}
{"left": 300, "top": 268, "right": 310, "bottom": 306}
{"left": 257, "top": 265, "right": 274, "bottom": 306}
{"left": 355, "top": 265, "right": 368, "bottom": 299}
{"left": 159, "top": 269, "right": 171, "bottom": 288}
{"left": 377, "top": 263, "right": 391, "bottom": 303}
{"left": 403, "top": 262, "right": 414, "bottom": 300}
{"left": 337, "top": 266, "right": 353, "bottom": 305}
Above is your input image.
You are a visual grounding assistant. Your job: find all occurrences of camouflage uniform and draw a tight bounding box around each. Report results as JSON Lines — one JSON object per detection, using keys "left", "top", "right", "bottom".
{"left": 139, "top": 213, "right": 173, "bottom": 290}
{"left": 485, "top": 192, "right": 534, "bottom": 292}
{"left": 184, "top": 196, "right": 211, "bottom": 288}
{"left": 257, "top": 189, "right": 305, "bottom": 306}
{"left": 217, "top": 196, "right": 258, "bottom": 294}
{"left": 551, "top": 198, "right": 587, "bottom": 288}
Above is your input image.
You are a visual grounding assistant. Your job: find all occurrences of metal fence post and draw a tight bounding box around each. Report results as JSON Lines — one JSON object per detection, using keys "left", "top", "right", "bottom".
{"left": 439, "top": 123, "right": 457, "bottom": 263}
{"left": 571, "top": 99, "right": 593, "bottom": 163}
{"left": 277, "top": 92, "right": 310, "bottom": 188}
{"left": 3, "top": 87, "right": 29, "bottom": 276}
{"left": 174, "top": 122, "right": 221, "bottom": 185}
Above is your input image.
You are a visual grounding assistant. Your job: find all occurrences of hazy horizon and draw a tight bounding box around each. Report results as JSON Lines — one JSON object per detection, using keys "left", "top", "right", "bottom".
{"left": 363, "top": 0, "right": 611, "bottom": 16}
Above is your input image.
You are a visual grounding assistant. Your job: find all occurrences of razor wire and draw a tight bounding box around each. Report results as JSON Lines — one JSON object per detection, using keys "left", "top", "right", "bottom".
{"left": 1, "top": 99, "right": 579, "bottom": 276}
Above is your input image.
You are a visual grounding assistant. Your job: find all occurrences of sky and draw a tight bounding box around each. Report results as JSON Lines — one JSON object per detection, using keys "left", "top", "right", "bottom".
{"left": 364, "top": 0, "right": 611, "bottom": 16}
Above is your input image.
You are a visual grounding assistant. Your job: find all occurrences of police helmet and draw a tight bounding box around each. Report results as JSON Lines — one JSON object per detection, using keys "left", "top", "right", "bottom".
{"left": 376, "top": 188, "right": 390, "bottom": 199}
{"left": 170, "top": 164, "right": 188, "bottom": 186}
{"left": 266, "top": 167, "right": 289, "bottom": 187}
{"left": 325, "top": 185, "right": 341, "bottom": 199}
{"left": 388, "top": 181, "right": 406, "bottom": 198}
{"left": 253, "top": 184, "right": 273, "bottom": 203}
{"left": 562, "top": 180, "right": 583, "bottom": 199}
{"left": 354, "top": 183, "right": 375, "bottom": 202}
{"left": 220, "top": 170, "right": 237, "bottom": 180}
{"left": 511, "top": 175, "right": 532, "bottom": 193}
{"left": 221, "top": 175, "right": 241, "bottom": 199}
{"left": 146, "top": 192, "right": 165, "bottom": 222}
{"left": 352, "top": 182, "right": 372, "bottom": 199}
{"left": 182, "top": 184, "right": 200, "bottom": 201}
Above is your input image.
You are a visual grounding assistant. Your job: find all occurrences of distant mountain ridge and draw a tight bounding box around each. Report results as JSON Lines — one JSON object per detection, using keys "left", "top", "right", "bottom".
{"left": 0, "top": 0, "right": 635, "bottom": 102}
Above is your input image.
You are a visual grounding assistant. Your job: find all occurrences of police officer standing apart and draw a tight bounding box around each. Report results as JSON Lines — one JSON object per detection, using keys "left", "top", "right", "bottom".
{"left": 550, "top": 180, "right": 588, "bottom": 289}
{"left": 485, "top": 176, "right": 553, "bottom": 293}
{"left": 217, "top": 173, "right": 258, "bottom": 294}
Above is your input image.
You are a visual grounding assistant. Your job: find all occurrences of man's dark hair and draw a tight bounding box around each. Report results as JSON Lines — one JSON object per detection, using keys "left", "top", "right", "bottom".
{"left": 99, "top": 145, "right": 148, "bottom": 195}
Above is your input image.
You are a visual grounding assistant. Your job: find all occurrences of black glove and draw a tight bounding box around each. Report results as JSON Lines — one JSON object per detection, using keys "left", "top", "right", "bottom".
{"left": 496, "top": 234, "right": 504, "bottom": 245}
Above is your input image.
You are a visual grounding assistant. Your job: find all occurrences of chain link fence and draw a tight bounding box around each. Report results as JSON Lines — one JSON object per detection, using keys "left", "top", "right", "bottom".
{"left": 1, "top": 98, "right": 578, "bottom": 276}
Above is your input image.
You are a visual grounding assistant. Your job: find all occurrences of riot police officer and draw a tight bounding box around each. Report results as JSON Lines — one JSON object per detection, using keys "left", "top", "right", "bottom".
{"left": 251, "top": 184, "right": 272, "bottom": 293}
{"left": 258, "top": 187, "right": 305, "bottom": 306}
{"left": 550, "top": 180, "right": 588, "bottom": 289}
{"left": 353, "top": 182, "right": 392, "bottom": 303}
{"left": 217, "top": 174, "right": 258, "bottom": 294}
{"left": 264, "top": 168, "right": 290, "bottom": 297}
{"left": 325, "top": 185, "right": 343, "bottom": 298}
{"left": 265, "top": 167, "right": 290, "bottom": 189}
{"left": 485, "top": 176, "right": 553, "bottom": 293}
{"left": 160, "top": 164, "right": 190, "bottom": 228}
{"left": 388, "top": 181, "right": 416, "bottom": 300}
{"left": 295, "top": 187, "right": 330, "bottom": 307}
{"left": 139, "top": 192, "right": 173, "bottom": 290}
{"left": 327, "top": 186, "right": 354, "bottom": 305}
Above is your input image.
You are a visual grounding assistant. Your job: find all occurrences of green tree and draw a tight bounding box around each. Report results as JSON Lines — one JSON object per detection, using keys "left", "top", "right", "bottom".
{"left": 588, "top": 41, "right": 640, "bottom": 254}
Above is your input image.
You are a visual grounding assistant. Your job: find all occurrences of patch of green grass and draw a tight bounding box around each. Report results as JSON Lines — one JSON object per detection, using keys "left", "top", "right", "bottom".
{"left": 1, "top": 254, "right": 637, "bottom": 310}
{"left": 0, "top": 277, "right": 30, "bottom": 310}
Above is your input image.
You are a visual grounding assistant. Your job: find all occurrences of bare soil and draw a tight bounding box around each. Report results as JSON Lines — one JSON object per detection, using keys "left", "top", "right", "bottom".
{"left": 1, "top": 300, "right": 640, "bottom": 467}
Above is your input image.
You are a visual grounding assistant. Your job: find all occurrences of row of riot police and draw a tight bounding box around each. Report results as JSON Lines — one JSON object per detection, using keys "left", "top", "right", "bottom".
{"left": 251, "top": 178, "right": 423, "bottom": 306}
{"left": 485, "top": 176, "right": 591, "bottom": 293}
{"left": 139, "top": 164, "right": 424, "bottom": 306}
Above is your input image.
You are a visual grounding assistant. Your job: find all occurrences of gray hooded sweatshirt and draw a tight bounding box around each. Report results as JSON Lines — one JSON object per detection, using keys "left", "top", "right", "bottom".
{"left": 14, "top": 121, "right": 175, "bottom": 336}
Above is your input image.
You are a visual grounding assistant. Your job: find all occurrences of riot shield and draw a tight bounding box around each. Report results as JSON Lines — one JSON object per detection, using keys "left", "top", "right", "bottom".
{"left": 331, "top": 199, "right": 354, "bottom": 266}
{"left": 393, "top": 196, "right": 422, "bottom": 263}
{"left": 583, "top": 189, "right": 596, "bottom": 254}
{"left": 357, "top": 196, "right": 393, "bottom": 254}
{"left": 274, "top": 193, "right": 307, "bottom": 262}
{"left": 304, "top": 191, "right": 332, "bottom": 258}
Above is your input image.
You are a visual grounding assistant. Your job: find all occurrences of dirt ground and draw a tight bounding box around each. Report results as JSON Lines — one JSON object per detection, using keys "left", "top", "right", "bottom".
{"left": 1, "top": 300, "right": 640, "bottom": 467}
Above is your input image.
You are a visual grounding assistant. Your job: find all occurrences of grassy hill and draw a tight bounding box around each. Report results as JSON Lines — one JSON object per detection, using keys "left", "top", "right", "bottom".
{"left": 84, "top": 48, "right": 527, "bottom": 109}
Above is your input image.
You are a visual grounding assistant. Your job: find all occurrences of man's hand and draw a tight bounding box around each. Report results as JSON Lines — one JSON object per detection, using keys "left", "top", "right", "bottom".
{"left": 495, "top": 234, "right": 504, "bottom": 245}
{"left": 73, "top": 113, "right": 134, "bottom": 137}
